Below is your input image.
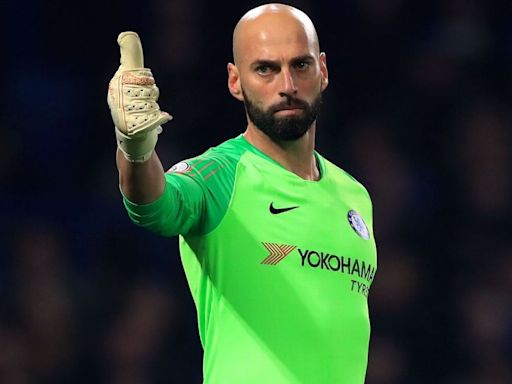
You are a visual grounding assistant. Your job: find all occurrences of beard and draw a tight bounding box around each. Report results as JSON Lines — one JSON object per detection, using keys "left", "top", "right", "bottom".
{"left": 242, "top": 90, "right": 322, "bottom": 142}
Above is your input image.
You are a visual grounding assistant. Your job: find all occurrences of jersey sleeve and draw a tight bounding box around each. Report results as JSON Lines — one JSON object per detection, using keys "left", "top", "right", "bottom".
{"left": 122, "top": 173, "right": 205, "bottom": 237}
{"left": 122, "top": 148, "right": 239, "bottom": 237}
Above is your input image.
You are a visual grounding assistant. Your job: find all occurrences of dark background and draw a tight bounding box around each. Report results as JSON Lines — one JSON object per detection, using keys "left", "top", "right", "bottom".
{"left": 1, "top": 0, "right": 512, "bottom": 383}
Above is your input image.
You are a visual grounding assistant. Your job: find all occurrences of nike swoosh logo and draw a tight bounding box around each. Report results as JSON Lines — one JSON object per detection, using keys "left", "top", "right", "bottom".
{"left": 269, "top": 202, "right": 299, "bottom": 214}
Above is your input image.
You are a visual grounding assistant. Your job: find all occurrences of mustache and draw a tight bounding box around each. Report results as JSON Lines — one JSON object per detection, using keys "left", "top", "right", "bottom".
{"left": 268, "top": 97, "right": 310, "bottom": 113}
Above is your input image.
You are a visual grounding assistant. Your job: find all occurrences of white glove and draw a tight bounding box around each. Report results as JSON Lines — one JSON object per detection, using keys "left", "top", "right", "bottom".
{"left": 107, "top": 31, "right": 172, "bottom": 163}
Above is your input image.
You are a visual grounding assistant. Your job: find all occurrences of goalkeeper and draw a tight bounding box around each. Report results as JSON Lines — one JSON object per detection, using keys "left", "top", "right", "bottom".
{"left": 108, "top": 3, "right": 377, "bottom": 383}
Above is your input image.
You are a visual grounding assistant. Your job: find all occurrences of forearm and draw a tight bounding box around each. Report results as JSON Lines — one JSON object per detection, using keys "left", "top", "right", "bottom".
{"left": 117, "top": 148, "right": 165, "bottom": 204}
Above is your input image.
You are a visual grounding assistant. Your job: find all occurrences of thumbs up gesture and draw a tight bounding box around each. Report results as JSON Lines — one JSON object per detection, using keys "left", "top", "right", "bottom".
{"left": 107, "top": 32, "right": 172, "bottom": 163}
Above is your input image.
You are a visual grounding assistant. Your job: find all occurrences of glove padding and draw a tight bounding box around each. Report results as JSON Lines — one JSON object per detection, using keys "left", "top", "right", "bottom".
{"left": 107, "top": 31, "right": 172, "bottom": 162}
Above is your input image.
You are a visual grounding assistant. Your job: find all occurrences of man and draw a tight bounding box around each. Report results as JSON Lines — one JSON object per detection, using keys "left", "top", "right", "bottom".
{"left": 107, "top": 3, "right": 377, "bottom": 383}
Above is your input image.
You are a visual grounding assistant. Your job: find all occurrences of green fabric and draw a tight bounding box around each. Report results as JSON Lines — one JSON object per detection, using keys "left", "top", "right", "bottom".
{"left": 123, "top": 135, "right": 377, "bottom": 383}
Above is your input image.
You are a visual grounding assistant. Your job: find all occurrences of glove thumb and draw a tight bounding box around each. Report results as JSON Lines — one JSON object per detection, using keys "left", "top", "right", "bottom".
{"left": 118, "top": 31, "right": 144, "bottom": 70}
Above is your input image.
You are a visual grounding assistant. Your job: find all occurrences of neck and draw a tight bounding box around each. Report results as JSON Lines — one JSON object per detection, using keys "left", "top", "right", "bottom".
{"left": 243, "top": 123, "right": 320, "bottom": 181}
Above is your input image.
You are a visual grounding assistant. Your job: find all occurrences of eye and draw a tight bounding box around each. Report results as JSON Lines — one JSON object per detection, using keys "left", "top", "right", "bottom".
{"left": 256, "top": 65, "right": 272, "bottom": 75}
{"left": 295, "top": 61, "right": 310, "bottom": 71}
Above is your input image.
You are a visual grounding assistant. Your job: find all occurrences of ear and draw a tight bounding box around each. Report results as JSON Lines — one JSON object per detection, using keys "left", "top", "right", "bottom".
{"left": 227, "top": 63, "right": 244, "bottom": 101}
{"left": 319, "top": 52, "right": 329, "bottom": 91}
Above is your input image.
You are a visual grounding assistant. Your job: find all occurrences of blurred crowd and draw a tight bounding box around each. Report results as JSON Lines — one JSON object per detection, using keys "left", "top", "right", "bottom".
{"left": 1, "top": 0, "right": 511, "bottom": 383}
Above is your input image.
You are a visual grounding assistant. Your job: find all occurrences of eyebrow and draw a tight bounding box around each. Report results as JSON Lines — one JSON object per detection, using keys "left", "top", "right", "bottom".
{"left": 250, "top": 54, "right": 315, "bottom": 68}
{"left": 250, "top": 59, "right": 280, "bottom": 70}
{"left": 290, "top": 54, "right": 315, "bottom": 64}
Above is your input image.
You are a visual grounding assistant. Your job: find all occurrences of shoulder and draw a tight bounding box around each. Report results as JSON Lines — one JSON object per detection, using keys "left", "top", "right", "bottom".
{"left": 162, "top": 136, "right": 250, "bottom": 236}
{"left": 166, "top": 135, "right": 249, "bottom": 182}
{"left": 319, "top": 153, "right": 372, "bottom": 199}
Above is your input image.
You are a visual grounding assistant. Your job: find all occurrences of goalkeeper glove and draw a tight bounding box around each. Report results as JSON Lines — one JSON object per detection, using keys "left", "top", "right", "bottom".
{"left": 107, "top": 31, "right": 172, "bottom": 163}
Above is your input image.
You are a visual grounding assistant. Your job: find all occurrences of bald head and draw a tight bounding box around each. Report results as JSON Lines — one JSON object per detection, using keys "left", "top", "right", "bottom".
{"left": 232, "top": 3, "right": 320, "bottom": 66}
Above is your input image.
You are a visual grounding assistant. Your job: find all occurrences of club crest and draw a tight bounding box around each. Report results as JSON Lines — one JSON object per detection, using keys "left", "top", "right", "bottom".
{"left": 347, "top": 210, "right": 370, "bottom": 240}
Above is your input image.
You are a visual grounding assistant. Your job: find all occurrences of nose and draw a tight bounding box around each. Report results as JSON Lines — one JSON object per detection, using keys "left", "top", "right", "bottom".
{"left": 278, "top": 68, "right": 298, "bottom": 96}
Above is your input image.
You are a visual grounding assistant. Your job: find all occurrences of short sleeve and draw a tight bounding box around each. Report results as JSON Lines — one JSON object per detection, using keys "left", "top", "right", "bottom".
{"left": 122, "top": 147, "right": 240, "bottom": 237}
{"left": 122, "top": 173, "right": 205, "bottom": 237}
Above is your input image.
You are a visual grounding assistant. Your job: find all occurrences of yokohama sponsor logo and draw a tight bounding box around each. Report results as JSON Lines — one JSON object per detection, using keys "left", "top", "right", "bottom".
{"left": 298, "top": 249, "right": 376, "bottom": 283}
{"left": 261, "top": 243, "right": 297, "bottom": 265}
{"left": 260, "top": 244, "right": 376, "bottom": 285}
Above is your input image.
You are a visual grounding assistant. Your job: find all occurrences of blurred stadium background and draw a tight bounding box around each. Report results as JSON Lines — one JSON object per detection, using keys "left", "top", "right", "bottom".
{"left": 1, "top": 0, "right": 512, "bottom": 382}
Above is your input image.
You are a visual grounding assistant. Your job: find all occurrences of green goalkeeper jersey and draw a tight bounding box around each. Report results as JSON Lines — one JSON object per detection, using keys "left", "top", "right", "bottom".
{"left": 123, "top": 134, "right": 377, "bottom": 383}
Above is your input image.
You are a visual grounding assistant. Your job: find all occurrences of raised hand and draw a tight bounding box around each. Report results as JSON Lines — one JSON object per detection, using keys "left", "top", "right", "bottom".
{"left": 108, "top": 31, "right": 172, "bottom": 162}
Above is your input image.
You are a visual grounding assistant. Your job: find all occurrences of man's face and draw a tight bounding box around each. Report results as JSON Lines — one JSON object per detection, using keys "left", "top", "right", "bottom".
{"left": 229, "top": 11, "right": 328, "bottom": 141}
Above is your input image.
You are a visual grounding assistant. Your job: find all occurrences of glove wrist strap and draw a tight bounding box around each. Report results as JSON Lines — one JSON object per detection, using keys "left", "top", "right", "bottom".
{"left": 115, "top": 126, "right": 161, "bottom": 163}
